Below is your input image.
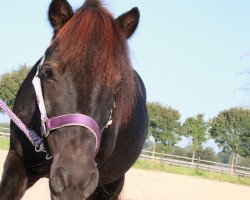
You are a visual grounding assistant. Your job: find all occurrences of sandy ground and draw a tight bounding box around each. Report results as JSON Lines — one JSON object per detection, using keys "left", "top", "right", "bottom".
{"left": 0, "top": 150, "right": 250, "bottom": 200}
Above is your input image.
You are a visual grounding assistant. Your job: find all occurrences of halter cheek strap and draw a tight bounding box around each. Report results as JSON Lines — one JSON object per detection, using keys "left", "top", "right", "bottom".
{"left": 32, "top": 55, "right": 48, "bottom": 129}
{"left": 32, "top": 55, "right": 113, "bottom": 155}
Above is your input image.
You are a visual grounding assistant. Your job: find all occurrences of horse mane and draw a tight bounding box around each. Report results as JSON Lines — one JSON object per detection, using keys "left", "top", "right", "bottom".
{"left": 52, "top": 0, "right": 136, "bottom": 125}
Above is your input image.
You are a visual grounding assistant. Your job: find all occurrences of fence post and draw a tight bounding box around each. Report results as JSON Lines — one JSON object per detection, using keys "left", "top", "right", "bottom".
{"left": 161, "top": 151, "right": 164, "bottom": 163}
{"left": 196, "top": 157, "right": 200, "bottom": 170}
{"left": 152, "top": 144, "right": 156, "bottom": 161}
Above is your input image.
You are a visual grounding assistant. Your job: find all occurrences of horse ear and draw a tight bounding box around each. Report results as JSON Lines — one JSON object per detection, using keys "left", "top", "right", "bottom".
{"left": 48, "top": 0, "right": 74, "bottom": 35}
{"left": 115, "top": 7, "right": 140, "bottom": 39}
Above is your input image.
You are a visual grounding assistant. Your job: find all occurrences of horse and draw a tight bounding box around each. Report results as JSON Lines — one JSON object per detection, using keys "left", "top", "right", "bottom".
{"left": 0, "top": 0, "right": 147, "bottom": 199}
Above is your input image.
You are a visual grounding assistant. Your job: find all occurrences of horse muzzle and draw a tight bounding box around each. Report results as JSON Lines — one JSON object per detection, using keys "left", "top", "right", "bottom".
{"left": 49, "top": 159, "right": 99, "bottom": 200}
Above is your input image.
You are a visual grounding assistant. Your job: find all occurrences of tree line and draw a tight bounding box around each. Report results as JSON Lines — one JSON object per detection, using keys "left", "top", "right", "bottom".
{"left": 0, "top": 64, "right": 30, "bottom": 110}
{"left": 1, "top": 65, "right": 250, "bottom": 170}
{"left": 147, "top": 102, "right": 250, "bottom": 170}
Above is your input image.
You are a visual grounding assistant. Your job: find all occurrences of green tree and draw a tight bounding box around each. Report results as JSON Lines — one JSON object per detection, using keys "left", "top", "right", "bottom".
{"left": 146, "top": 143, "right": 173, "bottom": 154}
{"left": 146, "top": 143, "right": 186, "bottom": 156}
{"left": 0, "top": 64, "right": 30, "bottom": 111}
{"left": 196, "top": 147, "right": 219, "bottom": 162}
{"left": 172, "top": 146, "right": 188, "bottom": 157}
{"left": 238, "top": 157, "right": 250, "bottom": 168}
{"left": 183, "top": 146, "right": 219, "bottom": 162}
{"left": 147, "top": 102, "right": 181, "bottom": 152}
{"left": 209, "top": 108, "right": 250, "bottom": 174}
{"left": 218, "top": 148, "right": 231, "bottom": 164}
{"left": 181, "top": 114, "right": 208, "bottom": 163}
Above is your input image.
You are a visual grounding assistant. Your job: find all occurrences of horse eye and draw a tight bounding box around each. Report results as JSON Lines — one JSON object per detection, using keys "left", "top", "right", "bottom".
{"left": 39, "top": 66, "right": 54, "bottom": 80}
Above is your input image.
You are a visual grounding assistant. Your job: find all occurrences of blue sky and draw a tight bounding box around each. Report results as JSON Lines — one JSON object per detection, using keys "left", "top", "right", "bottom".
{"left": 0, "top": 1, "right": 250, "bottom": 149}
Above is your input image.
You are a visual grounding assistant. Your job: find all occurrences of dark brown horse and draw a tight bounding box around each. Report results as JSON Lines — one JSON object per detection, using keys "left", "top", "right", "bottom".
{"left": 0, "top": 0, "right": 147, "bottom": 199}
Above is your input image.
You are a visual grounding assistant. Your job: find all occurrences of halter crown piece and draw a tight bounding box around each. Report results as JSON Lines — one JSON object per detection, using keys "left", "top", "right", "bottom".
{"left": 0, "top": 54, "right": 113, "bottom": 159}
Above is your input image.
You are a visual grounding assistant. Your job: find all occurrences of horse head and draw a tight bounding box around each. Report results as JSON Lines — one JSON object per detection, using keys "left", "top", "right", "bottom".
{"left": 39, "top": 0, "right": 139, "bottom": 199}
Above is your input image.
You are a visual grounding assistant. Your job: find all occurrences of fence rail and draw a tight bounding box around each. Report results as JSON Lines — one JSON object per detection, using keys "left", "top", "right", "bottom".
{"left": 0, "top": 126, "right": 10, "bottom": 137}
{"left": 140, "top": 150, "right": 250, "bottom": 177}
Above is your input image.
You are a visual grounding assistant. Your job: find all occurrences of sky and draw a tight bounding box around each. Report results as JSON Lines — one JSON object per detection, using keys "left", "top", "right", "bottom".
{"left": 1, "top": 1, "right": 250, "bottom": 149}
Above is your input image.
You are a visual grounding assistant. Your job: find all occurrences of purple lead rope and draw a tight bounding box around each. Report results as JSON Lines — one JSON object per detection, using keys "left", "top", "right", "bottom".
{"left": 0, "top": 99, "right": 45, "bottom": 152}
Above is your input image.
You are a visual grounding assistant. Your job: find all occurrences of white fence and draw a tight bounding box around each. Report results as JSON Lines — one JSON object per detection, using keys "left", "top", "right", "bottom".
{"left": 140, "top": 150, "right": 250, "bottom": 177}
{"left": 0, "top": 127, "right": 10, "bottom": 137}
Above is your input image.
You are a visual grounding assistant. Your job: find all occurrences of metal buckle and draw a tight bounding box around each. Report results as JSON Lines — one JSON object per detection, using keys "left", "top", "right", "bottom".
{"left": 46, "top": 154, "right": 53, "bottom": 160}
{"left": 35, "top": 145, "right": 46, "bottom": 153}
{"left": 41, "top": 120, "right": 50, "bottom": 137}
{"left": 34, "top": 138, "right": 52, "bottom": 160}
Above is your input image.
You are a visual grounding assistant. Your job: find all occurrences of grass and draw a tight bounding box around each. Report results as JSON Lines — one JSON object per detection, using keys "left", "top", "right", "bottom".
{"left": 0, "top": 137, "right": 9, "bottom": 150}
{"left": 0, "top": 123, "right": 10, "bottom": 133}
{"left": 0, "top": 123, "right": 10, "bottom": 128}
{"left": 134, "top": 159, "right": 250, "bottom": 186}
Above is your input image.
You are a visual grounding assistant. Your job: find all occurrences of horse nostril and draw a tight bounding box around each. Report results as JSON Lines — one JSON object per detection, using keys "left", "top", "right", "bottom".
{"left": 50, "top": 167, "right": 69, "bottom": 194}
{"left": 82, "top": 172, "right": 99, "bottom": 198}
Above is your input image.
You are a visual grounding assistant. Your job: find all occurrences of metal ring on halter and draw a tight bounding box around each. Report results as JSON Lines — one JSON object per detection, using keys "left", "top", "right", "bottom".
{"left": 41, "top": 121, "right": 50, "bottom": 137}
{"left": 35, "top": 145, "right": 47, "bottom": 153}
{"left": 46, "top": 154, "right": 53, "bottom": 160}
{"left": 35, "top": 144, "right": 52, "bottom": 160}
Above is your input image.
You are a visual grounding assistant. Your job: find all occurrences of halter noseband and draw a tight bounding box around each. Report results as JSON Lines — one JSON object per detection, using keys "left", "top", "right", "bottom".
{"left": 32, "top": 55, "right": 113, "bottom": 155}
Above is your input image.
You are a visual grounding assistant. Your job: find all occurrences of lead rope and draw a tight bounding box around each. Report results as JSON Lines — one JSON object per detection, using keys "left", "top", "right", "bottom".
{"left": 0, "top": 99, "right": 52, "bottom": 159}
